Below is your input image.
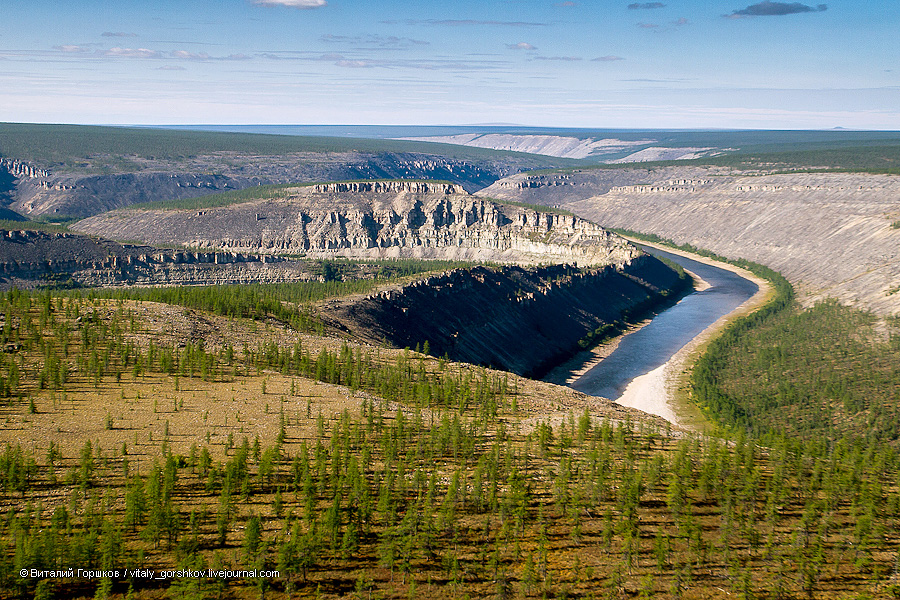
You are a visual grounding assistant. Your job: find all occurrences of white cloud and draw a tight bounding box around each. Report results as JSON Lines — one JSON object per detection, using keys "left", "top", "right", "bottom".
{"left": 321, "top": 34, "right": 429, "bottom": 49}
{"left": 55, "top": 45, "right": 92, "bottom": 53}
{"left": 534, "top": 55, "right": 582, "bottom": 61}
{"left": 172, "top": 50, "right": 210, "bottom": 60}
{"left": 106, "top": 47, "right": 162, "bottom": 58}
{"left": 383, "top": 19, "right": 547, "bottom": 27}
{"left": 252, "top": 0, "right": 327, "bottom": 8}
{"left": 335, "top": 59, "right": 373, "bottom": 68}
{"left": 507, "top": 42, "right": 537, "bottom": 50}
{"left": 169, "top": 50, "right": 251, "bottom": 61}
{"left": 593, "top": 55, "right": 625, "bottom": 62}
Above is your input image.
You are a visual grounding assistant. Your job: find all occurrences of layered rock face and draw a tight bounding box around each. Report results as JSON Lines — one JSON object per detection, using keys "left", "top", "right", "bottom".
{"left": 328, "top": 254, "right": 687, "bottom": 376}
{"left": 13, "top": 173, "right": 261, "bottom": 218}
{"left": 0, "top": 229, "right": 313, "bottom": 289}
{"left": 480, "top": 169, "right": 900, "bottom": 316}
{"left": 478, "top": 167, "right": 708, "bottom": 206}
{"left": 74, "top": 181, "right": 639, "bottom": 267}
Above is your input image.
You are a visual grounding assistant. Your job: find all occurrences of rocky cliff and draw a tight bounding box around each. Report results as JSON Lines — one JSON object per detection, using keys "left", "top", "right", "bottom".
{"left": 478, "top": 166, "right": 717, "bottom": 206}
{"left": 74, "top": 181, "right": 639, "bottom": 267}
{"left": 480, "top": 168, "right": 900, "bottom": 315}
{"left": 327, "top": 254, "right": 688, "bottom": 377}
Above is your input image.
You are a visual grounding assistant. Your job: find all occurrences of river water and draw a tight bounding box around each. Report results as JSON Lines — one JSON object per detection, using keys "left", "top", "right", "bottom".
{"left": 568, "top": 246, "right": 759, "bottom": 408}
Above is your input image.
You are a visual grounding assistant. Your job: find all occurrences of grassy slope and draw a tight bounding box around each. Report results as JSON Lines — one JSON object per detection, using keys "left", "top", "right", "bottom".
{"left": 123, "top": 180, "right": 458, "bottom": 212}
{"left": 703, "top": 299, "right": 900, "bottom": 443}
{"left": 108, "top": 183, "right": 583, "bottom": 214}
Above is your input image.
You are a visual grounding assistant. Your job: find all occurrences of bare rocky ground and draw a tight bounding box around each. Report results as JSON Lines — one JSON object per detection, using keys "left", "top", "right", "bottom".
{"left": 0, "top": 228, "right": 336, "bottom": 290}
{"left": 479, "top": 167, "right": 900, "bottom": 316}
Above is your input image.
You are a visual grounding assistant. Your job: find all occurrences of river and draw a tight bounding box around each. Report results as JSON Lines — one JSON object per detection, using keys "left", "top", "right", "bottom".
{"left": 566, "top": 246, "right": 759, "bottom": 423}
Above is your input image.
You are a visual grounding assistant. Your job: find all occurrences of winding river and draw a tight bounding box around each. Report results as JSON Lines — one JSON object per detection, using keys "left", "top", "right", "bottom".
{"left": 567, "top": 246, "right": 759, "bottom": 422}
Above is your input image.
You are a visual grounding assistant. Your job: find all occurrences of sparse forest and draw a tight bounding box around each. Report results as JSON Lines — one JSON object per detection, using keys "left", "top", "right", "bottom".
{"left": 1, "top": 278, "right": 900, "bottom": 599}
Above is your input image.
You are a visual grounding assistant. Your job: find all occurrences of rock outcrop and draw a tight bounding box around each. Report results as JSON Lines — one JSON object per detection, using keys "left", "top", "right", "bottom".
{"left": 398, "top": 134, "right": 651, "bottom": 160}
{"left": 328, "top": 254, "right": 688, "bottom": 377}
{"left": 0, "top": 158, "right": 49, "bottom": 180}
{"left": 74, "top": 181, "right": 639, "bottom": 267}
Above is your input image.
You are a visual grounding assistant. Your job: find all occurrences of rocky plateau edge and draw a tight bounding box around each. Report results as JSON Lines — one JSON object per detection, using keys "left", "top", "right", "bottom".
{"left": 0, "top": 228, "right": 329, "bottom": 289}
{"left": 0, "top": 152, "right": 542, "bottom": 219}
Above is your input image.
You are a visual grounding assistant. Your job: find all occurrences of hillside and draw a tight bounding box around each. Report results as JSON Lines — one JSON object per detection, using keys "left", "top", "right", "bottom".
{"left": 1, "top": 281, "right": 900, "bottom": 599}
{"left": 479, "top": 167, "right": 900, "bottom": 316}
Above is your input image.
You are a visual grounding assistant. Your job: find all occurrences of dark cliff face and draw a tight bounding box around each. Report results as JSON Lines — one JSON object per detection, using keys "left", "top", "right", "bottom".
{"left": 328, "top": 254, "right": 688, "bottom": 378}
{"left": 0, "top": 169, "right": 15, "bottom": 207}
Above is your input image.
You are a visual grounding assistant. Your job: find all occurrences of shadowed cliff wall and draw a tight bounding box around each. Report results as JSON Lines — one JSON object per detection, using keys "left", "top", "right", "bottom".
{"left": 329, "top": 253, "right": 688, "bottom": 378}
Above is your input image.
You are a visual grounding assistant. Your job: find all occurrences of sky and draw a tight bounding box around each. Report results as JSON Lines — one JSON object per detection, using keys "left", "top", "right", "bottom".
{"left": 1, "top": 0, "right": 898, "bottom": 129}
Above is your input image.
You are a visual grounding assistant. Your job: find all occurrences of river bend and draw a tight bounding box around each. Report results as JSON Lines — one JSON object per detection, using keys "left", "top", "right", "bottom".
{"left": 568, "top": 246, "right": 759, "bottom": 411}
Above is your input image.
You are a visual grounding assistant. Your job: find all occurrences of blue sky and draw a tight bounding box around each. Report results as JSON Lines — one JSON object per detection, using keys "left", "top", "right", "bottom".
{"left": 1, "top": 0, "right": 898, "bottom": 129}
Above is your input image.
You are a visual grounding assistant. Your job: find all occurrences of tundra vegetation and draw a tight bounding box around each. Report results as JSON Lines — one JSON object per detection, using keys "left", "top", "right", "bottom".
{"left": 125, "top": 181, "right": 464, "bottom": 212}
{"left": 1, "top": 269, "right": 900, "bottom": 599}
{"left": 0, "top": 124, "right": 565, "bottom": 176}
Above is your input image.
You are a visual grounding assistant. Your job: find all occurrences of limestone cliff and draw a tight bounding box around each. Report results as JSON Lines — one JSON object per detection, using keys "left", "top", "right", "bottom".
{"left": 74, "top": 181, "right": 639, "bottom": 267}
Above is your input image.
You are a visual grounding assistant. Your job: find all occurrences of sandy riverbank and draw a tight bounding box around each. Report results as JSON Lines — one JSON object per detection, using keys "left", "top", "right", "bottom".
{"left": 620, "top": 239, "right": 773, "bottom": 430}
{"left": 549, "top": 239, "right": 773, "bottom": 430}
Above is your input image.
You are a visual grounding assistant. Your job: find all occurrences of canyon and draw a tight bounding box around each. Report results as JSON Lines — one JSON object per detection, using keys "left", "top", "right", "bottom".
{"left": 326, "top": 254, "right": 687, "bottom": 377}
{"left": 2, "top": 179, "right": 690, "bottom": 377}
